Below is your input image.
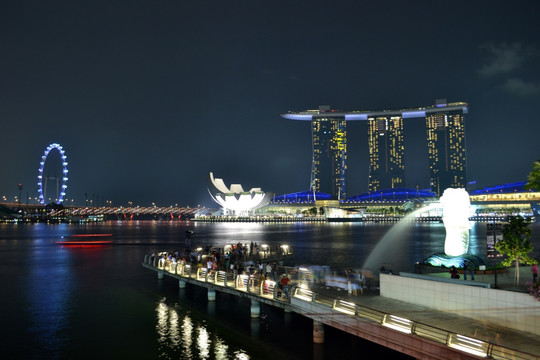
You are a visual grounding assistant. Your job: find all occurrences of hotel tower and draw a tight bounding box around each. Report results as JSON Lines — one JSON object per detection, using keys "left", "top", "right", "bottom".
{"left": 281, "top": 100, "right": 468, "bottom": 198}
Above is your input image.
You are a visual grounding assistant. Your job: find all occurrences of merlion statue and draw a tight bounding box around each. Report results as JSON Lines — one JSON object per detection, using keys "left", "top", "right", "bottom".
{"left": 440, "top": 188, "right": 471, "bottom": 256}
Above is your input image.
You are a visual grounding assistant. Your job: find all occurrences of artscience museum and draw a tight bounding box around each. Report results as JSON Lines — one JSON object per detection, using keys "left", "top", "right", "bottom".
{"left": 207, "top": 172, "right": 272, "bottom": 216}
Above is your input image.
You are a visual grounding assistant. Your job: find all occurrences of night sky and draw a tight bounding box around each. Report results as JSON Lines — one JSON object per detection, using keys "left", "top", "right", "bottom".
{"left": 1, "top": 1, "right": 539, "bottom": 207}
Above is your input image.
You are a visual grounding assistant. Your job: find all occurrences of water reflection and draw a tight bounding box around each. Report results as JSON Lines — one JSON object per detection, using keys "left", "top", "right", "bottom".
{"left": 182, "top": 311, "right": 193, "bottom": 358}
{"left": 27, "top": 240, "right": 73, "bottom": 356}
{"left": 155, "top": 298, "right": 250, "bottom": 359}
{"left": 196, "top": 325, "right": 210, "bottom": 359}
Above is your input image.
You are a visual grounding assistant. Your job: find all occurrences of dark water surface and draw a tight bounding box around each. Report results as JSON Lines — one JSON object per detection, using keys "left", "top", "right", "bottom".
{"left": 1, "top": 220, "right": 539, "bottom": 359}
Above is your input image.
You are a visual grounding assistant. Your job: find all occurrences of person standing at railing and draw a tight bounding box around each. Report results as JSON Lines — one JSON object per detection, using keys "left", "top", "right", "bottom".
{"left": 357, "top": 271, "right": 366, "bottom": 295}
{"left": 463, "top": 260, "right": 475, "bottom": 281}
{"left": 345, "top": 268, "right": 354, "bottom": 295}
{"left": 259, "top": 271, "right": 266, "bottom": 290}
{"left": 206, "top": 258, "right": 213, "bottom": 277}
{"left": 261, "top": 273, "right": 269, "bottom": 294}
{"left": 250, "top": 268, "right": 258, "bottom": 287}
{"left": 265, "top": 262, "right": 272, "bottom": 280}
{"left": 280, "top": 275, "right": 290, "bottom": 298}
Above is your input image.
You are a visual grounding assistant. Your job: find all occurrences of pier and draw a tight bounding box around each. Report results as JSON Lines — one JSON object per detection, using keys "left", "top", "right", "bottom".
{"left": 143, "top": 255, "right": 540, "bottom": 360}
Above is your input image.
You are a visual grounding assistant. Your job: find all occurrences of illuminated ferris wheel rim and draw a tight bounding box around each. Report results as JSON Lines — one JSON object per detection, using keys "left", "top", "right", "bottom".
{"left": 37, "top": 143, "right": 68, "bottom": 205}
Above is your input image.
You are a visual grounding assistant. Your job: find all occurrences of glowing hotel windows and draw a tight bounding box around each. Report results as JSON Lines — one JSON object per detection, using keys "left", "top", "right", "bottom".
{"left": 310, "top": 113, "right": 347, "bottom": 199}
{"left": 426, "top": 111, "right": 467, "bottom": 196}
{"left": 368, "top": 116, "right": 405, "bottom": 192}
{"left": 281, "top": 101, "right": 468, "bottom": 197}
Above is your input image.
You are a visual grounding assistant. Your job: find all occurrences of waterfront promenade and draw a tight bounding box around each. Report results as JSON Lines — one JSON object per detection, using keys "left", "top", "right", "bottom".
{"left": 143, "top": 254, "right": 540, "bottom": 360}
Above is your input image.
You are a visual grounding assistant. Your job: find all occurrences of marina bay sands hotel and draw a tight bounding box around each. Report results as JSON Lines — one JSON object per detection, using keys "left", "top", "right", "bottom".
{"left": 281, "top": 100, "right": 468, "bottom": 199}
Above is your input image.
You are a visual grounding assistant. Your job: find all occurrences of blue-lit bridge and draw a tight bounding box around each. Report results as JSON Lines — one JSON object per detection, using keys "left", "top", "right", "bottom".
{"left": 143, "top": 255, "right": 539, "bottom": 360}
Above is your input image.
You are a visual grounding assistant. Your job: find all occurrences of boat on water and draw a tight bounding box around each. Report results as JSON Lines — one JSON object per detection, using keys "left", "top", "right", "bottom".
{"left": 56, "top": 233, "right": 113, "bottom": 246}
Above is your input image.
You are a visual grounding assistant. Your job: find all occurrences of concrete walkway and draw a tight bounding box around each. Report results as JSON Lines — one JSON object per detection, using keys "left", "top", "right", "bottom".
{"left": 308, "top": 265, "right": 539, "bottom": 358}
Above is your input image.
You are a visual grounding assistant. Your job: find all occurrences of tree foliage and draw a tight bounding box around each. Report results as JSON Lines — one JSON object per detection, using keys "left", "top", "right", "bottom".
{"left": 495, "top": 215, "right": 535, "bottom": 285}
{"left": 525, "top": 158, "right": 540, "bottom": 191}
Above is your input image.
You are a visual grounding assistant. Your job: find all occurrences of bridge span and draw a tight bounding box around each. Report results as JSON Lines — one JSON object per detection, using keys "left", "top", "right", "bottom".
{"left": 142, "top": 255, "right": 539, "bottom": 360}
{"left": 1, "top": 203, "right": 213, "bottom": 219}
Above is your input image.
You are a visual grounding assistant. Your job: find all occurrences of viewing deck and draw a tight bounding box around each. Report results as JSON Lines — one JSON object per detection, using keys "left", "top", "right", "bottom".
{"left": 143, "top": 255, "right": 540, "bottom": 360}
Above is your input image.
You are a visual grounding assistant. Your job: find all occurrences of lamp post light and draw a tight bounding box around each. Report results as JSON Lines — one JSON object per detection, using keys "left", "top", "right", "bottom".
{"left": 487, "top": 223, "right": 503, "bottom": 288}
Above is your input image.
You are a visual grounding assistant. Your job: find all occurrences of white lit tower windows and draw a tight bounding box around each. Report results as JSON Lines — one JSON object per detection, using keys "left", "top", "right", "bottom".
{"left": 311, "top": 115, "right": 347, "bottom": 199}
{"left": 368, "top": 116, "right": 405, "bottom": 192}
{"left": 426, "top": 110, "right": 467, "bottom": 196}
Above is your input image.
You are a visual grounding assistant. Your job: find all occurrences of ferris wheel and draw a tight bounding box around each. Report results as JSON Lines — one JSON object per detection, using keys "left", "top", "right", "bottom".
{"left": 37, "top": 143, "right": 68, "bottom": 205}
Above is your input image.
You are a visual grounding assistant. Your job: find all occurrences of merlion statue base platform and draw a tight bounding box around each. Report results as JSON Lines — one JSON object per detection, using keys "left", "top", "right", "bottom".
{"left": 423, "top": 252, "right": 485, "bottom": 268}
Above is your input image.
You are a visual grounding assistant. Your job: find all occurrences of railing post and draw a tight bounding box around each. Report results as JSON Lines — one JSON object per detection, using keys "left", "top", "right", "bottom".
{"left": 313, "top": 320, "right": 324, "bottom": 344}
{"left": 250, "top": 299, "right": 260, "bottom": 318}
{"left": 487, "top": 343, "right": 494, "bottom": 358}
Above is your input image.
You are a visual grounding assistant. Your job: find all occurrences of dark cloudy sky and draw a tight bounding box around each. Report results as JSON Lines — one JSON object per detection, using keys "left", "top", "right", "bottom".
{"left": 1, "top": 1, "right": 539, "bottom": 207}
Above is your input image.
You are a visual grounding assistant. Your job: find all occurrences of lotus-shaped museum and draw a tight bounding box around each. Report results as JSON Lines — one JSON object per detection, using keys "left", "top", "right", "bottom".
{"left": 208, "top": 172, "right": 272, "bottom": 215}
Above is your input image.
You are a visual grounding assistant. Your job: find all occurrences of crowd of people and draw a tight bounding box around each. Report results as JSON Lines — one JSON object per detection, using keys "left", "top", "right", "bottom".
{"left": 151, "top": 243, "right": 381, "bottom": 299}
{"left": 150, "top": 242, "right": 295, "bottom": 295}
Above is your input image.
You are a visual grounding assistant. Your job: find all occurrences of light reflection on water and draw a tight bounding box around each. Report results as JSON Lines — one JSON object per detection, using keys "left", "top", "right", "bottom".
{"left": 155, "top": 298, "right": 250, "bottom": 360}
{"left": 27, "top": 242, "right": 73, "bottom": 356}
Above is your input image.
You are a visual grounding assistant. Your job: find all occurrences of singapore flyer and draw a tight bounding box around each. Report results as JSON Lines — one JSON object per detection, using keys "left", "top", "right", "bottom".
{"left": 37, "top": 143, "right": 68, "bottom": 205}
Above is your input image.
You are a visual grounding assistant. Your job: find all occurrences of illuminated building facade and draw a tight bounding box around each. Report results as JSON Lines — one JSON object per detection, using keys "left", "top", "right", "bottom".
{"left": 310, "top": 107, "right": 347, "bottom": 199}
{"left": 368, "top": 116, "right": 404, "bottom": 192}
{"left": 207, "top": 172, "right": 272, "bottom": 216}
{"left": 426, "top": 106, "right": 467, "bottom": 196}
{"left": 282, "top": 100, "right": 468, "bottom": 198}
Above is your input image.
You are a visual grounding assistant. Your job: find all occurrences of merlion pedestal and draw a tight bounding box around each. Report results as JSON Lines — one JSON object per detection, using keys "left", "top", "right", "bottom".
{"left": 440, "top": 188, "right": 471, "bottom": 256}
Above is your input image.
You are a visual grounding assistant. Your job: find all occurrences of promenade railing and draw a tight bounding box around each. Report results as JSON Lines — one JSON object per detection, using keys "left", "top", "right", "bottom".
{"left": 292, "top": 287, "right": 536, "bottom": 360}
{"left": 144, "top": 254, "right": 290, "bottom": 302}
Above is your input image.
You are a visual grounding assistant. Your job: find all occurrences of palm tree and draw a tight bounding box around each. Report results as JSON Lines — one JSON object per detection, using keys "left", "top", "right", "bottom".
{"left": 495, "top": 215, "right": 535, "bottom": 285}
{"left": 525, "top": 158, "right": 540, "bottom": 191}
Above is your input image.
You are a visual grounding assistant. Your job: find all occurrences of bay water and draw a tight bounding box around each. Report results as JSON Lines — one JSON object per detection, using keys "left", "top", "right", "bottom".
{"left": 1, "top": 220, "right": 538, "bottom": 359}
